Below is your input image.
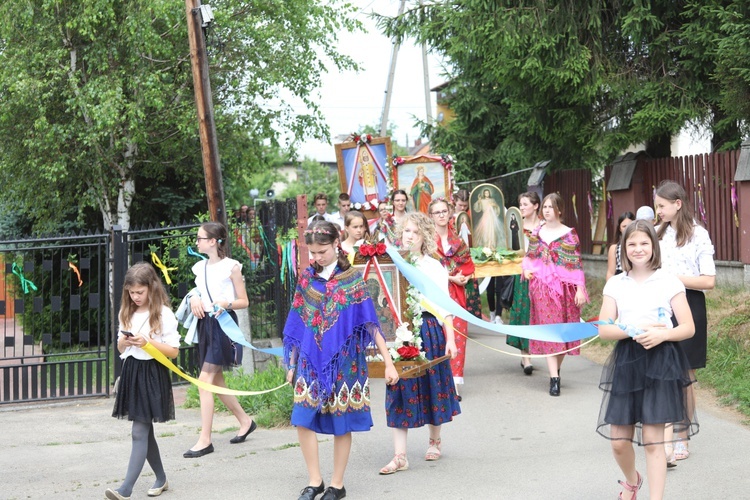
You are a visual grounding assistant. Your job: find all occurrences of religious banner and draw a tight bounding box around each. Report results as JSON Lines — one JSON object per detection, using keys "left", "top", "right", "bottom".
{"left": 335, "top": 134, "right": 393, "bottom": 216}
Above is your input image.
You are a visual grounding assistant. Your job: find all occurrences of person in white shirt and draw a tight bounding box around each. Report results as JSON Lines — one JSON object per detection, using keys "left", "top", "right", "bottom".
{"left": 654, "top": 180, "right": 715, "bottom": 463}
{"left": 329, "top": 193, "right": 351, "bottom": 230}
{"left": 108, "top": 263, "right": 180, "bottom": 500}
{"left": 307, "top": 193, "right": 332, "bottom": 225}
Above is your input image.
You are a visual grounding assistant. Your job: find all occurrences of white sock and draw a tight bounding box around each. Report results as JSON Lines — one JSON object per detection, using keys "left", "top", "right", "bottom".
{"left": 490, "top": 311, "right": 496, "bottom": 322}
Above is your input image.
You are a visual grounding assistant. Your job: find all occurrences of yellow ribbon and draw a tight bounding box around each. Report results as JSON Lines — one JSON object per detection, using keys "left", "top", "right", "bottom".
{"left": 68, "top": 262, "right": 83, "bottom": 287}
{"left": 142, "top": 342, "right": 289, "bottom": 396}
{"left": 151, "top": 253, "right": 178, "bottom": 285}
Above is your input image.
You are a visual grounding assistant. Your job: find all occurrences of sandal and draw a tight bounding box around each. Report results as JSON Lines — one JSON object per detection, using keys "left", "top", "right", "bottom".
{"left": 665, "top": 444, "right": 677, "bottom": 468}
{"left": 617, "top": 470, "right": 642, "bottom": 500}
{"left": 379, "top": 453, "right": 408, "bottom": 475}
{"left": 674, "top": 441, "right": 690, "bottom": 460}
{"left": 425, "top": 437, "right": 441, "bottom": 461}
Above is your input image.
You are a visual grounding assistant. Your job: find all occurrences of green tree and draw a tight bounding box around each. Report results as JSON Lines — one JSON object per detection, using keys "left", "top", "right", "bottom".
{"left": 376, "top": 0, "right": 749, "bottom": 178}
{"left": 277, "top": 158, "right": 340, "bottom": 214}
{"left": 0, "top": 0, "right": 360, "bottom": 233}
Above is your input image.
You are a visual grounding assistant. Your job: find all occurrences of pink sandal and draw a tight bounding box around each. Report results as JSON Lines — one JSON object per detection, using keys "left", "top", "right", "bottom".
{"left": 617, "top": 470, "right": 642, "bottom": 500}
{"left": 379, "top": 453, "right": 408, "bottom": 475}
{"left": 425, "top": 437, "right": 441, "bottom": 461}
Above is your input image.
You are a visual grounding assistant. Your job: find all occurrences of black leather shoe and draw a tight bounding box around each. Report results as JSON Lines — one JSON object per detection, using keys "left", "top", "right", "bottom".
{"left": 183, "top": 443, "right": 214, "bottom": 458}
{"left": 321, "top": 485, "right": 346, "bottom": 500}
{"left": 298, "top": 482, "right": 325, "bottom": 500}
{"left": 230, "top": 420, "right": 257, "bottom": 444}
{"left": 521, "top": 362, "right": 533, "bottom": 376}
{"left": 549, "top": 377, "right": 561, "bottom": 396}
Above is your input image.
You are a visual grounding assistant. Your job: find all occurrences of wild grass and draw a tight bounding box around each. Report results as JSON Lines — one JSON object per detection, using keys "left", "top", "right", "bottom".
{"left": 183, "top": 364, "right": 293, "bottom": 428}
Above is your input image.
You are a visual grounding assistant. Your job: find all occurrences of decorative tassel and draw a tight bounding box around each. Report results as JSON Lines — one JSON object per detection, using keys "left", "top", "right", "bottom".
{"left": 697, "top": 183, "right": 708, "bottom": 227}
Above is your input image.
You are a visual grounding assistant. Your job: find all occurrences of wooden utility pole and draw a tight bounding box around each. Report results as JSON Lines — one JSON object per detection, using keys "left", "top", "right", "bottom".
{"left": 186, "top": 0, "right": 228, "bottom": 229}
{"left": 379, "top": 0, "right": 406, "bottom": 138}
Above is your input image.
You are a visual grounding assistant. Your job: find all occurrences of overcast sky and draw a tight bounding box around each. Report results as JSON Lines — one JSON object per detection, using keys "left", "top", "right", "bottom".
{"left": 295, "top": 0, "right": 447, "bottom": 162}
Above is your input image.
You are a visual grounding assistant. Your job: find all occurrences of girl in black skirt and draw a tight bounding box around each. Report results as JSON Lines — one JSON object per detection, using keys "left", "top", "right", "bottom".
{"left": 655, "top": 180, "right": 716, "bottom": 462}
{"left": 108, "top": 263, "right": 180, "bottom": 499}
{"left": 597, "top": 221, "right": 697, "bottom": 500}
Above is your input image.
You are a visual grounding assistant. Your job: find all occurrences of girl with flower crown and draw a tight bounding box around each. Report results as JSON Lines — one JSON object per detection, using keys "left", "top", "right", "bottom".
{"left": 284, "top": 220, "right": 398, "bottom": 500}
{"left": 380, "top": 212, "right": 461, "bottom": 475}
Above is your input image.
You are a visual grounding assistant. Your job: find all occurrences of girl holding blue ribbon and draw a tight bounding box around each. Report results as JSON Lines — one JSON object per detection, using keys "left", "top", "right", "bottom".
{"left": 284, "top": 220, "right": 398, "bottom": 500}
{"left": 108, "top": 263, "right": 180, "bottom": 500}
{"left": 380, "top": 212, "right": 461, "bottom": 475}
{"left": 183, "top": 222, "right": 255, "bottom": 459}
{"left": 596, "top": 220, "right": 697, "bottom": 500}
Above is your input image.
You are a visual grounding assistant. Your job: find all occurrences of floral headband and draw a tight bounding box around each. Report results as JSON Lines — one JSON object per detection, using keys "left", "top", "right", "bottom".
{"left": 304, "top": 226, "right": 333, "bottom": 236}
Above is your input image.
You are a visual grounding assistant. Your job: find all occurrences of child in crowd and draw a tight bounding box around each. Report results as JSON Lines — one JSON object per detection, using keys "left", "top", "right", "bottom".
{"left": 606, "top": 211, "right": 636, "bottom": 281}
{"left": 654, "top": 180, "right": 714, "bottom": 462}
{"left": 596, "top": 220, "right": 697, "bottom": 500}
{"left": 284, "top": 220, "right": 398, "bottom": 500}
{"left": 380, "top": 212, "right": 461, "bottom": 475}
{"left": 184, "top": 222, "right": 255, "bottom": 458}
{"left": 108, "top": 263, "right": 180, "bottom": 500}
{"left": 340, "top": 210, "right": 370, "bottom": 258}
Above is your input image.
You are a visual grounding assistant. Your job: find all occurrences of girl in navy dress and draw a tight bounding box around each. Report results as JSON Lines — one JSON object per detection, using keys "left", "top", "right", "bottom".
{"left": 284, "top": 220, "right": 398, "bottom": 500}
{"left": 597, "top": 220, "right": 698, "bottom": 500}
{"left": 380, "top": 212, "right": 461, "bottom": 475}
{"left": 108, "top": 263, "right": 180, "bottom": 500}
{"left": 184, "top": 222, "right": 255, "bottom": 458}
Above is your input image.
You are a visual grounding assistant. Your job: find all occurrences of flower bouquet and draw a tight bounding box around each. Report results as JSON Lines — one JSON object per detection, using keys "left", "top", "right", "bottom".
{"left": 366, "top": 325, "right": 430, "bottom": 378}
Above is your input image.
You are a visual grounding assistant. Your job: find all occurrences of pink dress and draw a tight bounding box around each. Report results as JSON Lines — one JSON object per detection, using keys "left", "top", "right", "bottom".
{"left": 522, "top": 227, "right": 587, "bottom": 355}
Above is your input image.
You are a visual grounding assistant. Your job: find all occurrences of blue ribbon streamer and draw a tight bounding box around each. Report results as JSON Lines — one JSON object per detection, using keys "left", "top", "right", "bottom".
{"left": 385, "top": 247, "right": 599, "bottom": 342}
{"left": 213, "top": 308, "right": 284, "bottom": 357}
{"left": 187, "top": 246, "right": 207, "bottom": 260}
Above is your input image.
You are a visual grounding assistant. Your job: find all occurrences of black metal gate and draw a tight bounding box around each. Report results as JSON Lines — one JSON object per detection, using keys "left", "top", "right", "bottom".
{"left": 1, "top": 199, "right": 299, "bottom": 405}
{"left": 0, "top": 233, "right": 111, "bottom": 403}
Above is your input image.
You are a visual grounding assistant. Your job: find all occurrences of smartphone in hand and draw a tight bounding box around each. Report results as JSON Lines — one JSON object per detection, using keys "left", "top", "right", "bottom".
{"left": 121, "top": 331, "right": 134, "bottom": 337}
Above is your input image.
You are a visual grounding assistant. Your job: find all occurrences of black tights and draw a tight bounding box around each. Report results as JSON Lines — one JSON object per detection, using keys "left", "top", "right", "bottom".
{"left": 117, "top": 420, "right": 166, "bottom": 497}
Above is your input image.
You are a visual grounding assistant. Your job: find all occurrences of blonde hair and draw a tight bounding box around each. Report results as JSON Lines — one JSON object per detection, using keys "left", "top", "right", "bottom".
{"left": 395, "top": 212, "right": 437, "bottom": 255}
{"left": 118, "top": 263, "right": 170, "bottom": 336}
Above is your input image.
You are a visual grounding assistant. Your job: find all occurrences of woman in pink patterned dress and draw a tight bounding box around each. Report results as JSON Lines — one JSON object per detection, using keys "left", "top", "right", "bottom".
{"left": 522, "top": 193, "right": 588, "bottom": 396}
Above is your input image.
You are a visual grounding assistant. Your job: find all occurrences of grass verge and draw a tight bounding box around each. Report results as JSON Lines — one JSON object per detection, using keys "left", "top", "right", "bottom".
{"left": 183, "top": 364, "right": 293, "bottom": 428}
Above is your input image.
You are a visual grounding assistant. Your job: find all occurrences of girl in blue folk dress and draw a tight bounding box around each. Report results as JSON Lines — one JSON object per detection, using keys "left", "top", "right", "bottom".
{"left": 597, "top": 220, "right": 698, "bottom": 500}
{"left": 284, "top": 220, "right": 398, "bottom": 500}
{"left": 380, "top": 212, "right": 461, "bottom": 475}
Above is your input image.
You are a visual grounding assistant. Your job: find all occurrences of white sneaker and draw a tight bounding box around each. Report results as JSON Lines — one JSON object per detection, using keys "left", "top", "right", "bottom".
{"left": 490, "top": 311, "right": 497, "bottom": 322}
{"left": 495, "top": 316, "right": 504, "bottom": 325}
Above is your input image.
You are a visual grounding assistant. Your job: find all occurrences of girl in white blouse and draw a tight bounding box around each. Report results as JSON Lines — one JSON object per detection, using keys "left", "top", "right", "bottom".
{"left": 654, "top": 180, "right": 715, "bottom": 462}
{"left": 184, "top": 222, "right": 255, "bottom": 458}
{"left": 108, "top": 263, "right": 180, "bottom": 500}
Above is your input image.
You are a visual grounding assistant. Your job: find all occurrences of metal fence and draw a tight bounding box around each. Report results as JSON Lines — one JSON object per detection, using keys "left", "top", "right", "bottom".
{"left": 0, "top": 233, "right": 111, "bottom": 403}
{"left": 1, "top": 198, "right": 299, "bottom": 405}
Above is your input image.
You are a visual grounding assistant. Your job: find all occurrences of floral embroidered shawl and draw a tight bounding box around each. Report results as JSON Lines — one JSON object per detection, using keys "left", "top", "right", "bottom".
{"left": 522, "top": 226, "right": 588, "bottom": 306}
{"left": 283, "top": 265, "right": 381, "bottom": 407}
{"left": 435, "top": 228, "right": 475, "bottom": 306}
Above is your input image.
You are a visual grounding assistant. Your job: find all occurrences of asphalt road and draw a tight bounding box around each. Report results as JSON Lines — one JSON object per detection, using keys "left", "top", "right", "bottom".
{"left": 2, "top": 331, "right": 748, "bottom": 499}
